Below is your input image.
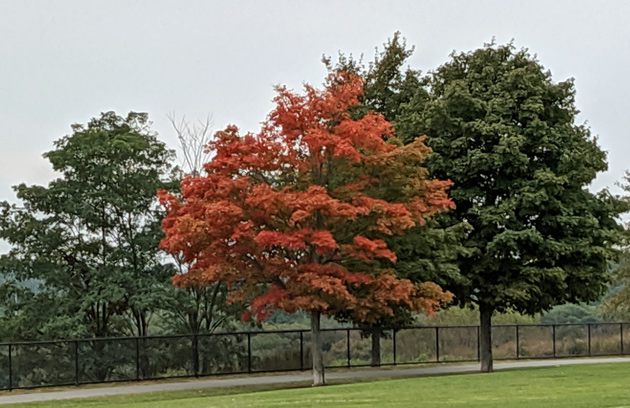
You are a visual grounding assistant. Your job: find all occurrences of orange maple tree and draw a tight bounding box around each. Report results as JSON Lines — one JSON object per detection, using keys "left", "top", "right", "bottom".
{"left": 158, "top": 71, "right": 453, "bottom": 385}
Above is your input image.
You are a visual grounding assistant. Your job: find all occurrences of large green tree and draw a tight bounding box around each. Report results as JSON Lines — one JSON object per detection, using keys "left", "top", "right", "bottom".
{"left": 397, "top": 43, "right": 626, "bottom": 372}
{"left": 339, "top": 36, "right": 626, "bottom": 372}
{"left": 0, "top": 111, "right": 177, "bottom": 339}
{"left": 329, "top": 34, "right": 467, "bottom": 366}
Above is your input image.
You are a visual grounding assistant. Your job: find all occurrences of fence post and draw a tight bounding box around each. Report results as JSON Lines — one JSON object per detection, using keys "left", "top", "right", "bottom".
{"left": 74, "top": 340, "right": 79, "bottom": 385}
{"left": 8, "top": 344, "right": 12, "bottom": 391}
{"left": 135, "top": 337, "right": 140, "bottom": 381}
{"left": 192, "top": 334, "right": 199, "bottom": 377}
{"left": 346, "top": 330, "right": 351, "bottom": 368}
{"left": 515, "top": 325, "right": 520, "bottom": 359}
{"left": 476, "top": 326, "right": 480, "bottom": 362}
{"left": 247, "top": 333, "right": 252, "bottom": 374}
{"left": 587, "top": 324, "right": 592, "bottom": 356}
{"left": 299, "top": 331, "right": 304, "bottom": 370}
{"left": 552, "top": 325, "right": 556, "bottom": 357}
{"left": 435, "top": 327, "right": 440, "bottom": 363}
{"left": 392, "top": 329, "right": 397, "bottom": 365}
{"left": 621, "top": 324, "right": 625, "bottom": 355}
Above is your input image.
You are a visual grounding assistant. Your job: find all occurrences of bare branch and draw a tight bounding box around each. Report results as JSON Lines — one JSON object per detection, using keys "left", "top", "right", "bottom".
{"left": 167, "top": 112, "right": 214, "bottom": 176}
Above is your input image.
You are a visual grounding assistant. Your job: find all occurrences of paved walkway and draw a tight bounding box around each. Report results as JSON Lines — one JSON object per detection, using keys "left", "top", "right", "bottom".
{"left": 0, "top": 357, "right": 628, "bottom": 405}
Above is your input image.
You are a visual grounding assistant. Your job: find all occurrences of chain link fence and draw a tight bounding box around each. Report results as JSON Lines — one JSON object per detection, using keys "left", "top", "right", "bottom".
{"left": 1, "top": 323, "right": 627, "bottom": 390}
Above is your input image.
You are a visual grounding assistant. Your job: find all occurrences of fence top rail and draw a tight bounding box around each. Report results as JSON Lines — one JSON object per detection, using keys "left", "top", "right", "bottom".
{"left": 1, "top": 321, "right": 626, "bottom": 346}
{"left": 0, "top": 329, "right": 311, "bottom": 346}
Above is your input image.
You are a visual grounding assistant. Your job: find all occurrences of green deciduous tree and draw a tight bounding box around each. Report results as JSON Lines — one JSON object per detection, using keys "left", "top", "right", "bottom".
{"left": 0, "top": 111, "right": 177, "bottom": 340}
{"left": 329, "top": 33, "right": 467, "bottom": 366}
{"left": 338, "top": 35, "right": 626, "bottom": 372}
{"left": 397, "top": 42, "right": 626, "bottom": 372}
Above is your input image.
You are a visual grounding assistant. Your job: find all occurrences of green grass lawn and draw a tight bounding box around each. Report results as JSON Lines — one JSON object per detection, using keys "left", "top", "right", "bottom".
{"left": 6, "top": 362, "right": 630, "bottom": 408}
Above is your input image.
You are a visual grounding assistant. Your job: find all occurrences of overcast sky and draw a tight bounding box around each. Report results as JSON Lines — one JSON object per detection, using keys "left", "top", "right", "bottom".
{"left": 1, "top": 0, "right": 629, "bottom": 248}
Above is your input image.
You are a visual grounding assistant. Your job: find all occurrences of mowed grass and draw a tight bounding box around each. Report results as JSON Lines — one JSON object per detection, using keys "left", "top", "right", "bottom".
{"left": 6, "top": 362, "right": 630, "bottom": 408}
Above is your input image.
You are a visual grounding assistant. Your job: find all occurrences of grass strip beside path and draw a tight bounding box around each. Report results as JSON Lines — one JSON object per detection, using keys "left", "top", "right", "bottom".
{"left": 4, "top": 362, "right": 630, "bottom": 408}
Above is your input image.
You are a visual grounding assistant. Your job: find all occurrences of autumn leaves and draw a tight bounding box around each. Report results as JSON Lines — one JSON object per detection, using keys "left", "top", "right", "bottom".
{"left": 157, "top": 72, "right": 455, "bottom": 384}
{"left": 158, "top": 70, "right": 457, "bottom": 384}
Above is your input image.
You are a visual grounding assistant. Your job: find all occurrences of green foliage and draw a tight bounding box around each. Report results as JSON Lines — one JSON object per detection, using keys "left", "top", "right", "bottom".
{"left": 408, "top": 42, "right": 627, "bottom": 315}
{"left": 539, "top": 303, "right": 601, "bottom": 324}
{"left": 418, "top": 306, "right": 538, "bottom": 325}
{"left": 325, "top": 32, "right": 425, "bottom": 124}
{"left": 352, "top": 38, "right": 626, "bottom": 317}
{"left": 328, "top": 33, "right": 468, "bottom": 332}
{"left": 333, "top": 37, "right": 627, "bottom": 371}
{"left": 158, "top": 281, "right": 248, "bottom": 334}
{"left": 0, "top": 112, "right": 178, "bottom": 340}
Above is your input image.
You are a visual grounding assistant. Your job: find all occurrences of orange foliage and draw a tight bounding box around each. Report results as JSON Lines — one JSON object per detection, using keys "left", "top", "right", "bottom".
{"left": 159, "top": 71, "right": 454, "bottom": 323}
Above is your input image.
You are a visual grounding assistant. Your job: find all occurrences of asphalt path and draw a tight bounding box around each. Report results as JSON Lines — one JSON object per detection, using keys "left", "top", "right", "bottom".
{"left": 0, "top": 357, "right": 628, "bottom": 405}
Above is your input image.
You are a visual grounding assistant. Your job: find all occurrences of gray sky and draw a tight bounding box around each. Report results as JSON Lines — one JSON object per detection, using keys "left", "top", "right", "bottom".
{"left": 1, "top": 0, "right": 629, "bottom": 247}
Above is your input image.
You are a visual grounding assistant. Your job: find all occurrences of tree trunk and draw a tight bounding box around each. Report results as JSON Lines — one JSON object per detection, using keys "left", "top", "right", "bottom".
{"left": 371, "top": 328, "right": 381, "bottom": 367}
{"left": 479, "top": 303, "right": 494, "bottom": 373}
{"left": 311, "top": 310, "right": 325, "bottom": 386}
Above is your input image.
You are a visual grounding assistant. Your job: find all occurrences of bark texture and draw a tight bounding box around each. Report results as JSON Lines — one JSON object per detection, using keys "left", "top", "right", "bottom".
{"left": 311, "top": 311, "right": 325, "bottom": 386}
{"left": 479, "top": 303, "right": 494, "bottom": 373}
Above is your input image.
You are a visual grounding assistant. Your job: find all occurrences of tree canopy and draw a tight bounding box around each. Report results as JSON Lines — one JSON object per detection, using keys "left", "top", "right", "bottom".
{"left": 400, "top": 42, "right": 626, "bottom": 371}
{"left": 333, "top": 36, "right": 627, "bottom": 372}
{"left": 158, "top": 71, "right": 454, "bottom": 384}
{"left": 0, "top": 112, "right": 177, "bottom": 339}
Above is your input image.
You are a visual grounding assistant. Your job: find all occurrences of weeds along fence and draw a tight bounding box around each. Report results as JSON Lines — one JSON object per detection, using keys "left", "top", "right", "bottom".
{"left": 1, "top": 322, "right": 629, "bottom": 390}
